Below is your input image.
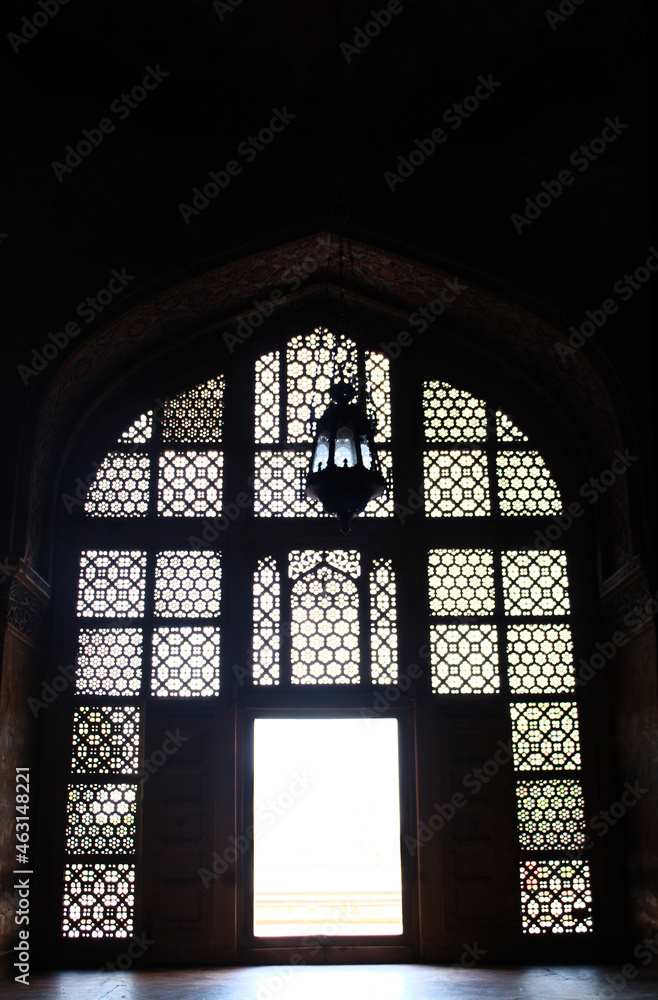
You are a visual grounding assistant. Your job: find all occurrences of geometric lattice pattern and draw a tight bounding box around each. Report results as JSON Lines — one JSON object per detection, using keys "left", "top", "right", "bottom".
{"left": 423, "top": 382, "right": 488, "bottom": 443}
{"left": 428, "top": 549, "right": 495, "bottom": 614}
{"left": 502, "top": 550, "right": 570, "bottom": 616}
{"left": 290, "top": 559, "right": 360, "bottom": 685}
{"left": 254, "top": 451, "right": 321, "bottom": 517}
{"left": 162, "top": 375, "right": 223, "bottom": 445}
{"left": 516, "top": 780, "right": 586, "bottom": 850}
{"left": 429, "top": 624, "right": 499, "bottom": 693}
{"left": 289, "top": 550, "right": 361, "bottom": 580}
{"left": 66, "top": 784, "right": 137, "bottom": 854}
{"left": 497, "top": 452, "right": 561, "bottom": 516}
{"left": 424, "top": 451, "right": 490, "bottom": 516}
{"left": 519, "top": 860, "right": 593, "bottom": 934}
{"left": 62, "top": 863, "right": 135, "bottom": 938}
{"left": 118, "top": 411, "right": 153, "bottom": 443}
{"left": 151, "top": 627, "right": 221, "bottom": 696}
{"left": 157, "top": 451, "right": 223, "bottom": 516}
{"left": 507, "top": 624, "right": 574, "bottom": 694}
{"left": 154, "top": 551, "right": 221, "bottom": 617}
{"left": 70, "top": 707, "right": 140, "bottom": 774}
{"left": 509, "top": 702, "right": 581, "bottom": 771}
{"left": 286, "top": 329, "right": 356, "bottom": 443}
{"left": 255, "top": 352, "right": 280, "bottom": 444}
{"left": 253, "top": 557, "right": 280, "bottom": 685}
{"left": 496, "top": 410, "right": 529, "bottom": 442}
{"left": 76, "top": 551, "right": 147, "bottom": 619}
{"left": 365, "top": 351, "right": 391, "bottom": 443}
{"left": 358, "top": 450, "right": 393, "bottom": 517}
{"left": 370, "top": 558, "right": 397, "bottom": 684}
{"left": 85, "top": 454, "right": 150, "bottom": 517}
{"left": 75, "top": 629, "right": 142, "bottom": 696}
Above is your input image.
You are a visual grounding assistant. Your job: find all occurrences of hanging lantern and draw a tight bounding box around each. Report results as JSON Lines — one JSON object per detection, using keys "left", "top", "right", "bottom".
{"left": 306, "top": 380, "right": 387, "bottom": 533}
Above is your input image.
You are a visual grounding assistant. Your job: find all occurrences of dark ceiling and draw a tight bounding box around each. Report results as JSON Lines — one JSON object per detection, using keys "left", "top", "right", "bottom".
{"left": 0, "top": 0, "right": 651, "bottom": 558}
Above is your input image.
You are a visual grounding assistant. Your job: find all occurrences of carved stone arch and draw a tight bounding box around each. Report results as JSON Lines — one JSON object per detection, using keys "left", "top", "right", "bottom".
{"left": 26, "top": 231, "right": 633, "bottom": 587}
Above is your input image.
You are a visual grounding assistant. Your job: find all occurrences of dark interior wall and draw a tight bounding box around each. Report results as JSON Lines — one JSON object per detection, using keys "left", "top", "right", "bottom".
{"left": 0, "top": 0, "right": 652, "bottom": 974}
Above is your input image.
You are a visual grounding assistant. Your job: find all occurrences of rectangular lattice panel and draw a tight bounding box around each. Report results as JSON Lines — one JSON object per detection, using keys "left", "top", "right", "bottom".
{"left": 370, "top": 558, "right": 397, "bottom": 684}
{"left": 423, "top": 382, "right": 488, "bottom": 443}
{"left": 430, "top": 624, "right": 499, "bottom": 693}
{"left": 255, "top": 352, "right": 280, "bottom": 444}
{"left": 502, "top": 550, "right": 570, "bottom": 616}
{"left": 85, "top": 454, "right": 150, "bottom": 517}
{"left": 507, "top": 624, "right": 574, "bottom": 694}
{"left": 70, "top": 706, "right": 140, "bottom": 774}
{"left": 254, "top": 451, "right": 321, "bottom": 516}
{"left": 62, "top": 863, "right": 135, "bottom": 938}
{"left": 497, "top": 452, "right": 561, "bottom": 516}
{"left": 66, "top": 783, "right": 137, "bottom": 854}
{"left": 358, "top": 450, "right": 393, "bottom": 517}
{"left": 365, "top": 351, "right": 391, "bottom": 442}
{"left": 516, "top": 779, "right": 586, "bottom": 850}
{"left": 519, "top": 860, "right": 592, "bottom": 934}
{"left": 424, "top": 451, "right": 490, "bottom": 516}
{"left": 510, "top": 702, "right": 581, "bottom": 770}
{"left": 151, "top": 627, "right": 221, "bottom": 696}
{"left": 162, "top": 375, "right": 223, "bottom": 444}
{"left": 157, "top": 451, "right": 223, "bottom": 516}
{"left": 154, "top": 551, "right": 221, "bottom": 617}
{"left": 290, "top": 550, "right": 360, "bottom": 684}
{"left": 118, "top": 411, "right": 153, "bottom": 443}
{"left": 77, "top": 551, "right": 147, "bottom": 618}
{"left": 253, "top": 557, "right": 280, "bottom": 685}
{"left": 76, "top": 628, "right": 142, "bottom": 696}
{"left": 428, "top": 549, "right": 495, "bottom": 614}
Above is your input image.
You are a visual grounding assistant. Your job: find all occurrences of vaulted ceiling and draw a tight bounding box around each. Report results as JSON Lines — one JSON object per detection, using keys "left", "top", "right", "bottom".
{"left": 0, "top": 0, "right": 650, "bottom": 561}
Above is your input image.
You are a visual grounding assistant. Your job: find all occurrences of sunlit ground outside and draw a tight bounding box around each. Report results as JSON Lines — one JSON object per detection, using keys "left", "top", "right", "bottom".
{"left": 253, "top": 718, "right": 403, "bottom": 937}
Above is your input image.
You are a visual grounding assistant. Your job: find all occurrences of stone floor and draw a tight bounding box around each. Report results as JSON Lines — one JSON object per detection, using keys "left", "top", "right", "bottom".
{"left": 1, "top": 964, "right": 658, "bottom": 1000}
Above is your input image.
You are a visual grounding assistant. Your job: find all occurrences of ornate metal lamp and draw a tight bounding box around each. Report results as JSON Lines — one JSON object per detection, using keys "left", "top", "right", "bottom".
{"left": 306, "top": 378, "right": 387, "bottom": 533}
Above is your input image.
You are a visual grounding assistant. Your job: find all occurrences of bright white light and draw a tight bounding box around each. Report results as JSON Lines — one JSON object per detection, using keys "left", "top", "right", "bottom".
{"left": 253, "top": 718, "right": 403, "bottom": 937}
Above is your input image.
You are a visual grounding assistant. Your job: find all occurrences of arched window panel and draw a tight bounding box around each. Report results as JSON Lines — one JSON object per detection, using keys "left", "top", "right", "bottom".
{"left": 497, "top": 452, "right": 561, "bottom": 517}
{"left": 85, "top": 454, "right": 150, "bottom": 517}
{"left": 520, "top": 860, "right": 593, "bottom": 935}
{"left": 118, "top": 411, "right": 153, "bottom": 443}
{"left": 254, "top": 329, "right": 392, "bottom": 517}
{"left": 497, "top": 410, "right": 529, "bottom": 443}
{"left": 161, "top": 375, "right": 223, "bottom": 445}
{"left": 85, "top": 376, "right": 224, "bottom": 518}
{"left": 252, "top": 550, "right": 397, "bottom": 686}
